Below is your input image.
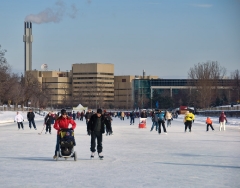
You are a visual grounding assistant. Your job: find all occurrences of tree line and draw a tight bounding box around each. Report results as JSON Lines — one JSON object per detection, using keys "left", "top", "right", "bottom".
{"left": 0, "top": 45, "right": 49, "bottom": 108}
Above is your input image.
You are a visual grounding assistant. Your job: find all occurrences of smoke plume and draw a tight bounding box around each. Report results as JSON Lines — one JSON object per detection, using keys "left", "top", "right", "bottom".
{"left": 25, "top": 0, "right": 78, "bottom": 24}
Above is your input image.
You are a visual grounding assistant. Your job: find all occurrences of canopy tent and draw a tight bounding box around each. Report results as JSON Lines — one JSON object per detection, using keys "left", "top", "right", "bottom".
{"left": 72, "top": 104, "right": 88, "bottom": 112}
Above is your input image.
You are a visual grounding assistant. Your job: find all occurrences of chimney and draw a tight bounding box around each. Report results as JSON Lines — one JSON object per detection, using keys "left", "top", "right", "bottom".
{"left": 23, "top": 21, "right": 33, "bottom": 72}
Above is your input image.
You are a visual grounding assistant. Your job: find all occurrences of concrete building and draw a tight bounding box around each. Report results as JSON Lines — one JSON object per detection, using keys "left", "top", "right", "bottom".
{"left": 23, "top": 22, "right": 33, "bottom": 71}
{"left": 28, "top": 70, "right": 72, "bottom": 107}
{"left": 114, "top": 73, "right": 158, "bottom": 109}
{"left": 72, "top": 63, "right": 114, "bottom": 108}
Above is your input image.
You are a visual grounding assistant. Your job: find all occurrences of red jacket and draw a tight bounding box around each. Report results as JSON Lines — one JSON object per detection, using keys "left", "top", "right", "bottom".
{"left": 54, "top": 116, "right": 76, "bottom": 134}
{"left": 219, "top": 113, "right": 227, "bottom": 123}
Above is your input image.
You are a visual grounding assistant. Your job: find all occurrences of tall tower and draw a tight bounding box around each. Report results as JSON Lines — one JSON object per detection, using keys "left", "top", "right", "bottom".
{"left": 23, "top": 22, "right": 33, "bottom": 71}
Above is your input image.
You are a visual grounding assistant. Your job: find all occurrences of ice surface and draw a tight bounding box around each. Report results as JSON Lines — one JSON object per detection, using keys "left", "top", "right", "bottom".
{"left": 0, "top": 112, "right": 239, "bottom": 188}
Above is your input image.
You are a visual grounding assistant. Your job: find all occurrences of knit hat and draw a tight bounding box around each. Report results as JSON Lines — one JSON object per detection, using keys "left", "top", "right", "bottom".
{"left": 61, "top": 109, "right": 67, "bottom": 115}
{"left": 97, "top": 109, "right": 102, "bottom": 114}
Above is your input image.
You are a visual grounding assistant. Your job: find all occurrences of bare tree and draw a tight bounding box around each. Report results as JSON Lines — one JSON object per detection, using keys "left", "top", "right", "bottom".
{"left": 188, "top": 61, "right": 226, "bottom": 108}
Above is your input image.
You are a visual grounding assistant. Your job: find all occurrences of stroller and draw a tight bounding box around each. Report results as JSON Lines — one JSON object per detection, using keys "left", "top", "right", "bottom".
{"left": 56, "top": 128, "right": 77, "bottom": 161}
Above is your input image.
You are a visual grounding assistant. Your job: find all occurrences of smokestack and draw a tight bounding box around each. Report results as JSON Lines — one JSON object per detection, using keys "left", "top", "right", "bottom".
{"left": 23, "top": 21, "right": 33, "bottom": 72}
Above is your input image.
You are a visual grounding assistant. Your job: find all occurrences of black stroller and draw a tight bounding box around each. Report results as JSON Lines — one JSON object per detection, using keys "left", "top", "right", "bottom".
{"left": 56, "top": 128, "right": 77, "bottom": 161}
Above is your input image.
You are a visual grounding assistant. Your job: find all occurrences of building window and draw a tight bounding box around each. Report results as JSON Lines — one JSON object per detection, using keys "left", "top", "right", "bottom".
{"left": 122, "top": 79, "right": 126, "bottom": 82}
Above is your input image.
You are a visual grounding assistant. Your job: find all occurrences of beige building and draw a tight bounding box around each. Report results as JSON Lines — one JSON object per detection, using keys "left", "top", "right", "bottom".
{"left": 72, "top": 63, "right": 114, "bottom": 108}
{"left": 27, "top": 70, "right": 72, "bottom": 107}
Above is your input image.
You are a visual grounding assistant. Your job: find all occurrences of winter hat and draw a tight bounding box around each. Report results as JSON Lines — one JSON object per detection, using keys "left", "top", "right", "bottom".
{"left": 61, "top": 109, "right": 67, "bottom": 115}
{"left": 97, "top": 109, "right": 102, "bottom": 114}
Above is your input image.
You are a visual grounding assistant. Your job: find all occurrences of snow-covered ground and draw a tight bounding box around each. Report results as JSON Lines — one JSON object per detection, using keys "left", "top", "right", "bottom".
{"left": 0, "top": 112, "right": 239, "bottom": 188}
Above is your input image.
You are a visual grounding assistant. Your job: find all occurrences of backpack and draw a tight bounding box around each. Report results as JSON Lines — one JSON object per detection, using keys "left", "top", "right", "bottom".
{"left": 159, "top": 112, "right": 165, "bottom": 121}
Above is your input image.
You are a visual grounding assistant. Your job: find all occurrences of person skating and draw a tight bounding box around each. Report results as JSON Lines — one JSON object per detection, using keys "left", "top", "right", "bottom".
{"left": 184, "top": 110, "right": 195, "bottom": 132}
{"left": 130, "top": 111, "right": 135, "bottom": 125}
{"left": 53, "top": 109, "right": 76, "bottom": 159}
{"left": 141, "top": 110, "right": 147, "bottom": 118}
{"left": 14, "top": 111, "right": 24, "bottom": 130}
{"left": 158, "top": 110, "right": 167, "bottom": 134}
{"left": 206, "top": 117, "right": 214, "bottom": 131}
{"left": 165, "top": 111, "right": 172, "bottom": 127}
{"left": 87, "top": 108, "right": 111, "bottom": 159}
{"left": 44, "top": 111, "right": 54, "bottom": 134}
{"left": 219, "top": 111, "right": 227, "bottom": 131}
{"left": 103, "top": 110, "right": 113, "bottom": 135}
{"left": 85, "top": 109, "right": 92, "bottom": 125}
{"left": 150, "top": 111, "right": 159, "bottom": 131}
{"left": 27, "top": 109, "right": 37, "bottom": 130}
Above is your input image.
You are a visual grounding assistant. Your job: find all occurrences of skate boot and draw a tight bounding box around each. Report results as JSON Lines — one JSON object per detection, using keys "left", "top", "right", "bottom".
{"left": 91, "top": 152, "right": 95, "bottom": 158}
{"left": 98, "top": 152, "right": 104, "bottom": 160}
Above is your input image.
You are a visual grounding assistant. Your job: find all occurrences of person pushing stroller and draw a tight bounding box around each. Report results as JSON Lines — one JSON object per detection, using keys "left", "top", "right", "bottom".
{"left": 53, "top": 109, "right": 76, "bottom": 159}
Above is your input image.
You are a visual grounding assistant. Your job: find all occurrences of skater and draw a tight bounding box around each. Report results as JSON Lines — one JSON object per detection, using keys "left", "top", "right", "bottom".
{"left": 130, "top": 111, "right": 135, "bottom": 125}
{"left": 184, "top": 111, "right": 195, "bottom": 132}
{"left": 85, "top": 109, "right": 92, "bottom": 125}
{"left": 158, "top": 110, "right": 167, "bottom": 134}
{"left": 165, "top": 111, "right": 172, "bottom": 127}
{"left": 72, "top": 111, "right": 76, "bottom": 120}
{"left": 141, "top": 110, "right": 147, "bottom": 118}
{"left": 44, "top": 111, "right": 54, "bottom": 134}
{"left": 121, "top": 111, "right": 125, "bottom": 120}
{"left": 219, "top": 111, "right": 227, "bottom": 131}
{"left": 150, "top": 111, "right": 159, "bottom": 131}
{"left": 27, "top": 109, "right": 37, "bottom": 130}
{"left": 103, "top": 110, "right": 113, "bottom": 135}
{"left": 206, "top": 117, "right": 214, "bottom": 131}
{"left": 14, "top": 111, "right": 24, "bottom": 130}
{"left": 87, "top": 108, "right": 111, "bottom": 159}
{"left": 53, "top": 109, "right": 76, "bottom": 159}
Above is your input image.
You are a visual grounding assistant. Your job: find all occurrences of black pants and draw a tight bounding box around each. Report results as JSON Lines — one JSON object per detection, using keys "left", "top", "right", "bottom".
{"left": 185, "top": 121, "right": 192, "bottom": 132}
{"left": 206, "top": 124, "right": 214, "bottom": 131}
{"left": 17, "top": 122, "right": 24, "bottom": 129}
{"left": 90, "top": 131, "right": 103, "bottom": 153}
{"left": 46, "top": 123, "right": 51, "bottom": 133}
{"left": 158, "top": 120, "right": 167, "bottom": 133}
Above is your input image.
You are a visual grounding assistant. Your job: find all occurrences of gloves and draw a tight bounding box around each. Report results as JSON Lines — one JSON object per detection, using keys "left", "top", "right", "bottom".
{"left": 87, "top": 130, "right": 91, "bottom": 136}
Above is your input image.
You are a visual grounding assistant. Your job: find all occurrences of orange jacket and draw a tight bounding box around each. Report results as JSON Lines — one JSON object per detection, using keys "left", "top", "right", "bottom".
{"left": 206, "top": 117, "right": 212, "bottom": 124}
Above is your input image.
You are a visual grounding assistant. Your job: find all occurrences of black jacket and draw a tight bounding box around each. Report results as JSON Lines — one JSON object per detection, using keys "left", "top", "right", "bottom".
{"left": 44, "top": 114, "right": 54, "bottom": 124}
{"left": 27, "top": 112, "right": 35, "bottom": 121}
{"left": 85, "top": 112, "right": 92, "bottom": 120}
{"left": 87, "top": 114, "right": 110, "bottom": 134}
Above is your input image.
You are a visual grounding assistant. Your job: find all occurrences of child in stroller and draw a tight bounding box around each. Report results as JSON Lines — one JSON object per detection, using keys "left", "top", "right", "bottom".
{"left": 59, "top": 128, "right": 76, "bottom": 157}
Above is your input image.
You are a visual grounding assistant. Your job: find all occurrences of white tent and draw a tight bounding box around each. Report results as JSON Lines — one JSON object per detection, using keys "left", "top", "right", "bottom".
{"left": 72, "top": 104, "right": 88, "bottom": 112}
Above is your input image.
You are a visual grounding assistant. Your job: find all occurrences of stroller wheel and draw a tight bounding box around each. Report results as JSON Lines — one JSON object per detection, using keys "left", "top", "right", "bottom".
{"left": 74, "top": 151, "right": 77, "bottom": 161}
{"left": 56, "top": 151, "right": 59, "bottom": 161}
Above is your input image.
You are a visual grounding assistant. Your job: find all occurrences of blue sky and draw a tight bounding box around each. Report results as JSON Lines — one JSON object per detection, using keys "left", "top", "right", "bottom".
{"left": 0, "top": 0, "right": 239, "bottom": 78}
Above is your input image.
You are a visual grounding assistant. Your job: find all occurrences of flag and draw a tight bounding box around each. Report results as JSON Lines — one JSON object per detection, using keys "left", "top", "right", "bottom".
{"left": 156, "top": 101, "right": 159, "bottom": 108}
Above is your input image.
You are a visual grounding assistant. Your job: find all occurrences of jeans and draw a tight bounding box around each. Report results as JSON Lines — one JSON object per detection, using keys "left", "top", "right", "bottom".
{"left": 130, "top": 117, "right": 135, "bottom": 125}
{"left": 55, "top": 134, "right": 60, "bottom": 156}
{"left": 90, "top": 131, "right": 103, "bottom": 153}
{"left": 28, "top": 120, "right": 36, "bottom": 129}
{"left": 150, "top": 121, "right": 158, "bottom": 131}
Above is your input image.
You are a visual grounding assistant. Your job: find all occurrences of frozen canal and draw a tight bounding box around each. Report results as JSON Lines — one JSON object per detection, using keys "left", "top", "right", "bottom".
{"left": 0, "top": 116, "right": 239, "bottom": 188}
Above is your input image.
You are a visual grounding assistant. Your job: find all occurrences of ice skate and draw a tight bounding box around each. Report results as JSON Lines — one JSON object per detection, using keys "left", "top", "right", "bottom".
{"left": 98, "top": 152, "right": 104, "bottom": 160}
{"left": 91, "top": 152, "right": 95, "bottom": 159}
